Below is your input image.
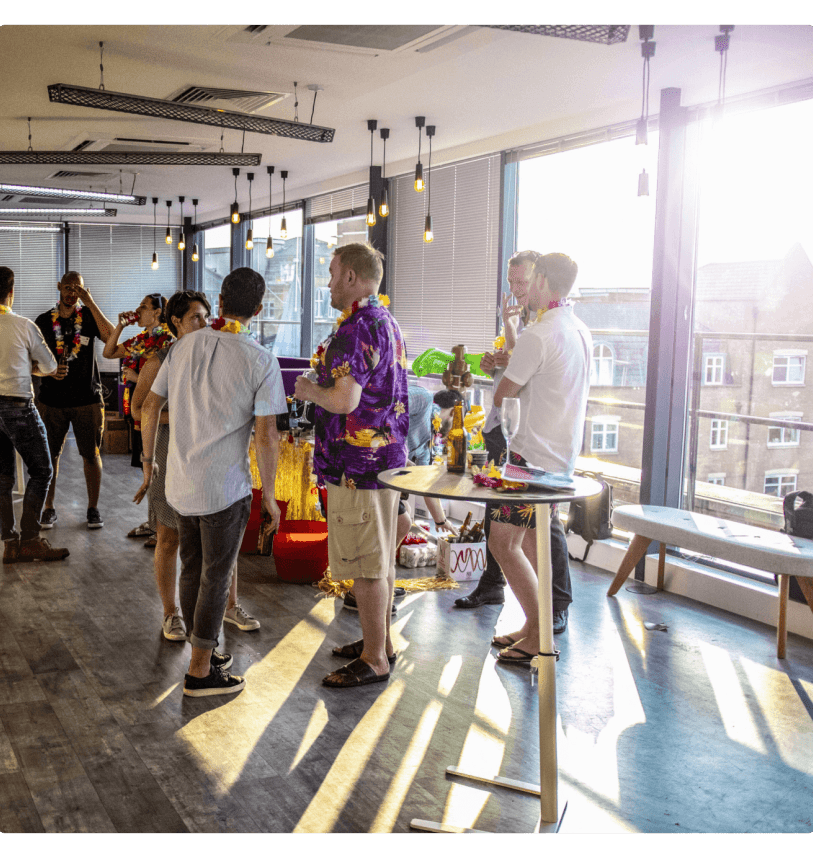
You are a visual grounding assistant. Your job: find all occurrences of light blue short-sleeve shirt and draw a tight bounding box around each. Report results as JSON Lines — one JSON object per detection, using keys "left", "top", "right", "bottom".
{"left": 152, "top": 326, "right": 287, "bottom": 516}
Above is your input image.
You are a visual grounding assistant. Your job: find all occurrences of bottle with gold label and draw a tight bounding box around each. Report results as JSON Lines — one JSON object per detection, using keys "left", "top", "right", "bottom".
{"left": 446, "top": 402, "right": 467, "bottom": 474}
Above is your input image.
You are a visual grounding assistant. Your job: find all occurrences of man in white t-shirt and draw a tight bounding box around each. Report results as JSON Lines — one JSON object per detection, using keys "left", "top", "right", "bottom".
{"left": 488, "top": 250, "right": 592, "bottom": 663}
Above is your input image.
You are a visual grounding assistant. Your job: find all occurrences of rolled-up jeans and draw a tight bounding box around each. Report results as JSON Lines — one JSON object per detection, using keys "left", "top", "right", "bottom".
{"left": 0, "top": 397, "right": 53, "bottom": 543}
{"left": 175, "top": 494, "right": 252, "bottom": 650}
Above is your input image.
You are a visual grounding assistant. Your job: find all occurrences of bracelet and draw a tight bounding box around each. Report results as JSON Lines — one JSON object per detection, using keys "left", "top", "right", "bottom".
{"left": 140, "top": 454, "right": 154, "bottom": 463}
{"left": 434, "top": 519, "right": 446, "bottom": 526}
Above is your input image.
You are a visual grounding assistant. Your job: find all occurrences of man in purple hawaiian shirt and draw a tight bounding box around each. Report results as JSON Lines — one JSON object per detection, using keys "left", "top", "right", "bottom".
{"left": 295, "top": 243, "right": 408, "bottom": 688}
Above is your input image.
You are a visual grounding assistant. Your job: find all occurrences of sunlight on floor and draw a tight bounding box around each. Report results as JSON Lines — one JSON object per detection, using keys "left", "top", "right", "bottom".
{"left": 369, "top": 698, "right": 444, "bottom": 832}
{"left": 698, "top": 641, "right": 767, "bottom": 754}
{"left": 293, "top": 679, "right": 405, "bottom": 833}
{"left": 288, "top": 699, "right": 329, "bottom": 774}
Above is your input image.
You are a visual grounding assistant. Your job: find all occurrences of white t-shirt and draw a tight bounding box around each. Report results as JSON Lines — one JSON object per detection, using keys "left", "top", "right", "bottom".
{"left": 152, "top": 326, "right": 287, "bottom": 516}
{"left": 0, "top": 307, "right": 58, "bottom": 398}
{"left": 502, "top": 305, "right": 592, "bottom": 474}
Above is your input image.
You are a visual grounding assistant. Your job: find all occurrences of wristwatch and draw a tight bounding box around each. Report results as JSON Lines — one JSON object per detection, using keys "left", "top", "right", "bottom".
{"left": 140, "top": 453, "right": 154, "bottom": 463}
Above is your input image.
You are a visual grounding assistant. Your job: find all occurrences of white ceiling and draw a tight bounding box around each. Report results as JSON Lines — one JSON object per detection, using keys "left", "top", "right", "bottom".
{"left": 1, "top": 22, "right": 812, "bottom": 226}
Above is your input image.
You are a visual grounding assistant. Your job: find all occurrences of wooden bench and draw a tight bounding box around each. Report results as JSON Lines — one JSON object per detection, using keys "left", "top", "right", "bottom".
{"left": 607, "top": 504, "right": 813, "bottom": 658}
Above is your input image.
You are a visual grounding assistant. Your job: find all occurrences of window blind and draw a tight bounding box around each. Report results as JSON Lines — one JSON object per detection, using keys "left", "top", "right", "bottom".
{"left": 306, "top": 183, "right": 368, "bottom": 224}
{"left": 0, "top": 225, "right": 64, "bottom": 321}
{"left": 68, "top": 224, "right": 182, "bottom": 371}
{"left": 389, "top": 154, "right": 501, "bottom": 360}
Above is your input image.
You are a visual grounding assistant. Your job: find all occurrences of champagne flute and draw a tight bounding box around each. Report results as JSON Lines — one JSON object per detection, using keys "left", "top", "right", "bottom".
{"left": 500, "top": 397, "right": 521, "bottom": 474}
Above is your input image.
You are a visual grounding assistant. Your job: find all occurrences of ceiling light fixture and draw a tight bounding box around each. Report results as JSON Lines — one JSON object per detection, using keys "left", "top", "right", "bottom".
{"left": 715, "top": 26, "right": 735, "bottom": 120}
{"left": 0, "top": 223, "right": 62, "bottom": 232}
{"left": 191, "top": 199, "right": 199, "bottom": 262}
{"left": 280, "top": 171, "right": 288, "bottom": 240}
{"left": 165, "top": 200, "right": 173, "bottom": 245}
{"left": 424, "top": 125, "right": 435, "bottom": 243}
{"left": 414, "top": 116, "right": 425, "bottom": 192}
{"left": 245, "top": 172, "right": 254, "bottom": 250}
{"left": 266, "top": 166, "right": 275, "bottom": 258}
{"left": 366, "top": 119, "right": 377, "bottom": 228}
{"left": 0, "top": 182, "right": 145, "bottom": 205}
{"left": 178, "top": 196, "right": 186, "bottom": 251}
{"left": 0, "top": 150, "right": 261, "bottom": 166}
{"left": 379, "top": 128, "right": 390, "bottom": 218}
{"left": 151, "top": 197, "right": 159, "bottom": 269}
{"left": 0, "top": 207, "right": 115, "bottom": 217}
{"left": 47, "top": 83, "right": 336, "bottom": 143}
{"left": 230, "top": 168, "right": 241, "bottom": 224}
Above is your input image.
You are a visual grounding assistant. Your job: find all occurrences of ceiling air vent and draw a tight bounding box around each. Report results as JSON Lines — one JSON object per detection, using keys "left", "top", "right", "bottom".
{"left": 170, "top": 86, "right": 286, "bottom": 113}
{"left": 49, "top": 169, "right": 118, "bottom": 180}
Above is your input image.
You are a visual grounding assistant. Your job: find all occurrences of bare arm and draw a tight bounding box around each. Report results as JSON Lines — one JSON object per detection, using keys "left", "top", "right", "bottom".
{"left": 133, "top": 390, "right": 167, "bottom": 504}
{"left": 254, "top": 414, "right": 281, "bottom": 531}
{"left": 493, "top": 375, "right": 523, "bottom": 410}
{"left": 102, "top": 321, "right": 130, "bottom": 359}
{"left": 293, "top": 373, "right": 362, "bottom": 415}
{"left": 131, "top": 356, "right": 168, "bottom": 425}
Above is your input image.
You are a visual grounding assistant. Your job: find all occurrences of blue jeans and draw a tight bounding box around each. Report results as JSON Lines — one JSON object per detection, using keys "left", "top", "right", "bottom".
{"left": 0, "top": 398, "right": 53, "bottom": 543}
{"left": 175, "top": 495, "right": 252, "bottom": 650}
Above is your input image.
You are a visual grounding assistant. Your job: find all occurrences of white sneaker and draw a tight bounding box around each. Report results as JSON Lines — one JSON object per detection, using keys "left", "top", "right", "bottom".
{"left": 223, "top": 603, "right": 260, "bottom": 631}
{"left": 162, "top": 613, "right": 186, "bottom": 641}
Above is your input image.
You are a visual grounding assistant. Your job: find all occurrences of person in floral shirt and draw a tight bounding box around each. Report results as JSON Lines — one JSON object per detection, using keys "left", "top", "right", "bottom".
{"left": 295, "top": 243, "right": 408, "bottom": 689}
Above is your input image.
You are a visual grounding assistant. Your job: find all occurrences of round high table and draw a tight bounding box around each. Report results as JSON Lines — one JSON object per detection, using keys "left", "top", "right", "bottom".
{"left": 378, "top": 464, "right": 603, "bottom": 834}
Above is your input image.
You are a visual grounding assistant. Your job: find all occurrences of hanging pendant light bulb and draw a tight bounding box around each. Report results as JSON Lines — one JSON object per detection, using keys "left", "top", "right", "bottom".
{"left": 414, "top": 116, "right": 425, "bottom": 192}
{"left": 190, "top": 198, "right": 199, "bottom": 261}
{"left": 151, "top": 197, "right": 159, "bottom": 269}
{"left": 280, "top": 170, "right": 288, "bottom": 239}
{"left": 177, "top": 196, "right": 186, "bottom": 251}
{"left": 366, "top": 119, "right": 377, "bottom": 227}
{"left": 423, "top": 125, "right": 435, "bottom": 243}
{"left": 379, "top": 128, "right": 390, "bottom": 217}
{"left": 266, "top": 165, "right": 275, "bottom": 258}
{"left": 165, "top": 200, "right": 173, "bottom": 244}
{"left": 231, "top": 167, "right": 241, "bottom": 224}
{"left": 637, "top": 168, "right": 650, "bottom": 197}
{"left": 245, "top": 172, "right": 254, "bottom": 250}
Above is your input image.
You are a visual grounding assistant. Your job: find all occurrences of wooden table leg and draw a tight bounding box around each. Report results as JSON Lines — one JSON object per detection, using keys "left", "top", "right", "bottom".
{"left": 607, "top": 534, "right": 652, "bottom": 597}
{"left": 777, "top": 574, "right": 789, "bottom": 659}
{"left": 657, "top": 542, "right": 666, "bottom": 591}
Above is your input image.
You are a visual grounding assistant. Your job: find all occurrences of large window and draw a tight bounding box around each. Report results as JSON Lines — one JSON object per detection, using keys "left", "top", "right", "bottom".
{"left": 0, "top": 224, "right": 64, "bottom": 321}
{"left": 202, "top": 223, "right": 230, "bottom": 314}
{"left": 247, "top": 212, "right": 303, "bottom": 356}
{"left": 517, "top": 132, "right": 658, "bottom": 505}
{"left": 685, "top": 96, "right": 813, "bottom": 526}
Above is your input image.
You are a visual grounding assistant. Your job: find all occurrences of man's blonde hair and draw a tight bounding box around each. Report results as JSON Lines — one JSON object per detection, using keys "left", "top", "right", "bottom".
{"left": 333, "top": 242, "right": 385, "bottom": 287}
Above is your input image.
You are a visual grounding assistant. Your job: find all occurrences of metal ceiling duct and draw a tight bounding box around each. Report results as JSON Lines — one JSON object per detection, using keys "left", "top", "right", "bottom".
{"left": 486, "top": 25, "right": 631, "bottom": 45}
{"left": 0, "top": 150, "right": 261, "bottom": 166}
{"left": 47, "top": 83, "right": 335, "bottom": 143}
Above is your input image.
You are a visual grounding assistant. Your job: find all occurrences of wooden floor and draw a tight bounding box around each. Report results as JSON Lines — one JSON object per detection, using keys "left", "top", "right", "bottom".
{"left": 2, "top": 438, "right": 813, "bottom": 836}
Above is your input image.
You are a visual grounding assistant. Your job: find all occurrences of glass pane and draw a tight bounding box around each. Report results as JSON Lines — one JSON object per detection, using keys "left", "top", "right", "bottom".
{"left": 517, "top": 134, "right": 658, "bottom": 504}
{"left": 202, "top": 223, "right": 230, "bottom": 314}
{"left": 685, "top": 97, "right": 813, "bottom": 529}
{"left": 246, "top": 212, "right": 302, "bottom": 357}
{"left": 313, "top": 215, "right": 368, "bottom": 346}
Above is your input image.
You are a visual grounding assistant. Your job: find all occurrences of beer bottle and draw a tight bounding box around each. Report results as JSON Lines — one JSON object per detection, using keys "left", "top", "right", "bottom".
{"left": 456, "top": 511, "right": 472, "bottom": 542}
{"left": 446, "top": 403, "right": 467, "bottom": 475}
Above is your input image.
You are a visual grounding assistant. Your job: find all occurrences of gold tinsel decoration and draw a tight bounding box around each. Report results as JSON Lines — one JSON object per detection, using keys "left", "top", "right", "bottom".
{"left": 313, "top": 568, "right": 459, "bottom": 598}
{"left": 250, "top": 434, "right": 323, "bottom": 522}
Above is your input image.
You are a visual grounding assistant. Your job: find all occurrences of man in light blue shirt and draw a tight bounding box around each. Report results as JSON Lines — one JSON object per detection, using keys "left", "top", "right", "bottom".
{"left": 141, "top": 268, "right": 286, "bottom": 698}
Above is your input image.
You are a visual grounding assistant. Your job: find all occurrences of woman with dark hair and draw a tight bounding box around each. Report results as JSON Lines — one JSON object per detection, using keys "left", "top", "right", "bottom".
{"left": 104, "top": 293, "right": 172, "bottom": 537}
{"left": 131, "top": 291, "right": 260, "bottom": 640}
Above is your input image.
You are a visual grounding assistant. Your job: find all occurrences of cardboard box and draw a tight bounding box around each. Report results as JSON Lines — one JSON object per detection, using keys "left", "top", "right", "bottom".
{"left": 102, "top": 413, "right": 129, "bottom": 454}
{"left": 437, "top": 537, "right": 487, "bottom": 582}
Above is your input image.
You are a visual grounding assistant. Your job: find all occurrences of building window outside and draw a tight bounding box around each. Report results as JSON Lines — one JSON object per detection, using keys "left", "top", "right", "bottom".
{"left": 202, "top": 223, "right": 231, "bottom": 315}
{"left": 767, "top": 412, "right": 802, "bottom": 447}
{"left": 704, "top": 353, "right": 725, "bottom": 385}
{"left": 772, "top": 352, "right": 806, "bottom": 385}
{"left": 591, "top": 343, "right": 614, "bottom": 386}
{"left": 764, "top": 472, "right": 798, "bottom": 497}
{"left": 707, "top": 473, "right": 726, "bottom": 486}
{"left": 710, "top": 418, "right": 728, "bottom": 450}
{"left": 591, "top": 418, "right": 619, "bottom": 453}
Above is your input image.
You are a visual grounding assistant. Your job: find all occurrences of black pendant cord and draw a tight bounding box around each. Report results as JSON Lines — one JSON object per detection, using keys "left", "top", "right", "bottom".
{"left": 310, "top": 90, "right": 318, "bottom": 124}
{"left": 99, "top": 41, "right": 105, "bottom": 91}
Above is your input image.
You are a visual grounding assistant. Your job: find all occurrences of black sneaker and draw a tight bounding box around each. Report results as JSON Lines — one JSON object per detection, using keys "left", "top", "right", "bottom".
{"left": 183, "top": 665, "right": 246, "bottom": 697}
{"left": 553, "top": 609, "right": 568, "bottom": 635}
{"left": 40, "top": 508, "right": 57, "bottom": 529}
{"left": 211, "top": 649, "right": 233, "bottom": 670}
{"left": 87, "top": 508, "right": 104, "bottom": 529}
{"left": 343, "top": 592, "right": 397, "bottom": 614}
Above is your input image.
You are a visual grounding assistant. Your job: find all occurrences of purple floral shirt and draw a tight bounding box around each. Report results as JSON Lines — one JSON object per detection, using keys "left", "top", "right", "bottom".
{"left": 312, "top": 304, "right": 409, "bottom": 489}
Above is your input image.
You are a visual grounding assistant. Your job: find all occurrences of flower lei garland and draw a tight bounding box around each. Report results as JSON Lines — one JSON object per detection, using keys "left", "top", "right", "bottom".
{"left": 310, "top": 294, "right": 391, "bottom": 370}
{"left": 0, "top": 304, "right": 12, "bottom": 315}
{"left": 210, "top": 317, "right": 257, "bottom": 338}
{"left": 121, "top": 323, "right": 173, "bottom": 416}
{"left": 51, "top": 305, "right": 84, "bottom": 362}
{"left": 492, "top": 298, "right": 572, "bottom": 352}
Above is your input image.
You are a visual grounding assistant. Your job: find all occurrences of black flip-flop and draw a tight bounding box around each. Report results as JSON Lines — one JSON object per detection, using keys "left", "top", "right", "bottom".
{"left": 332, "top": 639, "right": 397, "bottom": 665}
{"left": 491, "top": 633, "right": 522, "bottom": 648}
{"left": 496, "top": 646, "right": 535, "bottom": 665}
{"left": 322, "top": 657, "right": 390, "bottom": 687}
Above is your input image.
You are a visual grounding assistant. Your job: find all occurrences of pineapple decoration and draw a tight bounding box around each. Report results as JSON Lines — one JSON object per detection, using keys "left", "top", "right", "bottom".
{"left": 442, "top": 344, "right": 473, "bottom": 392}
